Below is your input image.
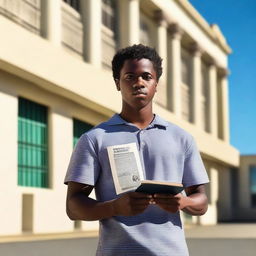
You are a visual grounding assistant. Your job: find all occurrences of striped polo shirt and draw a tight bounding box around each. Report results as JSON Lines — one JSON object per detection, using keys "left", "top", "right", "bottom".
{"left": 65, "top": 114, "right": 209, "bottom": 256}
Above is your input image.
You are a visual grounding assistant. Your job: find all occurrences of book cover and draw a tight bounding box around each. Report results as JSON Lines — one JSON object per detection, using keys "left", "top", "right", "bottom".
{"left": 135, "top": 180, "right": 184, "bottom": 195}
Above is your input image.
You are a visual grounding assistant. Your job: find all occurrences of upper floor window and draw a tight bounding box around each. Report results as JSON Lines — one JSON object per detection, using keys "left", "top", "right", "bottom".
{"left": 140, "top": 21, "right": 151, "bottom": 46}
{"left": 102, "top": 0, "right": 115, "bottom": 32}
{"left": 250, "top": 165, "right": 256, "bottom": 207}
{"left": 139, "top": 13, "right": 156, "bottom": 48}
{"left": 63, "top": 0, "right": 80, "bottom": 12}
{"left": 181, "top": 55, "right": 190, "bottom": 85}
{"left": 181, "top": 50, "right": 192, "bottom": 122}
{"left": 201, "top": 61, "right": 210, "bottom": 132}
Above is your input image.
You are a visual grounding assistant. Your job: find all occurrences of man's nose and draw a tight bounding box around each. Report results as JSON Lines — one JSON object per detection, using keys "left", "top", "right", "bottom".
{"left": 133, "top": 76, "right": 145, "bottom": 88}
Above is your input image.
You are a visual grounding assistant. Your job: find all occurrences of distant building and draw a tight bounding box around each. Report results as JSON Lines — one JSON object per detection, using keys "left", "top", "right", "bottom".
{"left": 0, "top": 0, "right": 241, "bottom": 237}
{"left": 236, "top": 155, "right": 256, "bottom": 221}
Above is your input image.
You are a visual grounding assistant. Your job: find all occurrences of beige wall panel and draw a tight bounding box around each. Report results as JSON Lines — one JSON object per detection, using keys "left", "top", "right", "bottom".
{"left": 199, "top": 166, "right": 218, "bottom": 225}
{"left": 0, "top": 70, "right": 107, "bottom": 234}
{"left": 0, "top": 91, "right": 22, "bottom": 235}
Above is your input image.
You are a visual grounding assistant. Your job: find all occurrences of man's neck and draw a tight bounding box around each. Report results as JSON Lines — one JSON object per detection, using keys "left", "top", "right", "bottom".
{"left": 119, "top": 106, "right": 154, "bottom": 129}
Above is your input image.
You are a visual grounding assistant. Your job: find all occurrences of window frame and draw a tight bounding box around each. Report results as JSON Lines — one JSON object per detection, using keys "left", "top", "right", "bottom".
{"left": 18, "top": 97, "right": 49, "bottom": 188}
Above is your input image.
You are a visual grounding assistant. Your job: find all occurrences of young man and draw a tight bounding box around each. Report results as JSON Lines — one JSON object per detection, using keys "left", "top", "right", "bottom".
{"left": 65, "top": 44, "right": 209, "bottom": 255}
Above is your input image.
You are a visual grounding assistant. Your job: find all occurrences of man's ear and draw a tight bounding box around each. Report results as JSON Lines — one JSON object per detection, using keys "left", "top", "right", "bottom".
{"left": 155, "top": 82, "right": 158, "bottom": 92}
{"left": 115, "top": 79, "right": 120, "bottom": 91}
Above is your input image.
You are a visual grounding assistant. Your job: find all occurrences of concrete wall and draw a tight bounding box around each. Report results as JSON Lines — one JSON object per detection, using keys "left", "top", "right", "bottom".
{"left": 0, "top": 70, "right": 102, "bottom": 235}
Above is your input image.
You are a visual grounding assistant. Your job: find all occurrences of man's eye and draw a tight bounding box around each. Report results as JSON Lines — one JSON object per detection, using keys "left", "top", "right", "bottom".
{"left": 142, "top": 74, "right": 152, "bottom": 80}
{"left": 125, "top": 75, "right": 134, "bottom": 80}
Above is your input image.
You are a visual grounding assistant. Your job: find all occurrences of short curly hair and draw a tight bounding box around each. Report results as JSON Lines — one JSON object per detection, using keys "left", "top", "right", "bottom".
{"left": 112, "top": 44, "right": 163, "bottom": 81}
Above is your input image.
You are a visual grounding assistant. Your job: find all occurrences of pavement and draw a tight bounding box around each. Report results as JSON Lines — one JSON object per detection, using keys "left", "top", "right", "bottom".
{"left": 185, "top": 223, "right": 256, "bottom": 238}
{"left": 0, "top": 224, "right": 256, "bottom": 256}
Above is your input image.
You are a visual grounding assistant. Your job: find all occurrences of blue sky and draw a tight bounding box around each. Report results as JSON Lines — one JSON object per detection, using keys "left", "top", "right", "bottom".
{"left": 189, "top": 0, "right": 256, "bottom": 155}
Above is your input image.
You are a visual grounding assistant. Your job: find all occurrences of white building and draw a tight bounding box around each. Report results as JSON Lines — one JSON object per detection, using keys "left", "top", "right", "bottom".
{"left": 0, "top": 0, "right": 241, "bottom": 237}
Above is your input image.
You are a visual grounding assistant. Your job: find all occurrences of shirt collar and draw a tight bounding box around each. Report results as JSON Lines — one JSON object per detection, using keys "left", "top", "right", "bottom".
{"left": 108, "top": 114, "right": 168, "bottom": 128}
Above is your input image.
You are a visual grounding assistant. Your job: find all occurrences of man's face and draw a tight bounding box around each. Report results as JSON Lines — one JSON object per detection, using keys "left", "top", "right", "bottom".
{"left": 115, "top": 58, "right": 158, "bottom": 110}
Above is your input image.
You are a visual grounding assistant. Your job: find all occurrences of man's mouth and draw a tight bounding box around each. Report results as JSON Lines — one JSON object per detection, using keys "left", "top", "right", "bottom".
{"left": 132, "top": 90, "right": 147, "bottom": 95}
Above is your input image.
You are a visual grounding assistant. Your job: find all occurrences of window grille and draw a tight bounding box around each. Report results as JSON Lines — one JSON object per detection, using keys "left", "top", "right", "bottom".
{"left": 201, "top": 62, "right": 210, "bottom": 132}
{"left": 250, "top": 165, "right": 256, "bottom": 207}
{"left": 73, "top": 118, "right": 93, "bottom": 147}
{"left": 18, "top": 98, "right": 48, "bottom": 188}
{"left": 102, "top": 0, "right": 115, "bottom": 32}
{"left": 140, "top": 21, "right": 151, "bottom": 46}
{"left": 181, "top": 56, "right": 190, "bottom": 85}
{"left": 181, "top": 52, "right": 192, "bottom": 122}
{"left": 63, "top": 0, "right": 80, "bottom": 12}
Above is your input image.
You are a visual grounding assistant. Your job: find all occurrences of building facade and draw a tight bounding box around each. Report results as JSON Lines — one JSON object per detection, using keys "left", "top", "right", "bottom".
{"left": 0, "top": 0, "right": 240, "bottom": 236}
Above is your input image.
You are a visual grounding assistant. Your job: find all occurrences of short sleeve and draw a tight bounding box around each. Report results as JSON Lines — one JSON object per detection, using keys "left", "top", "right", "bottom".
{"left": 182, "top": 136, "right": 209, "bottom": 187}
{"left": 64, "top": 133, "right": 101, "bottom": 186}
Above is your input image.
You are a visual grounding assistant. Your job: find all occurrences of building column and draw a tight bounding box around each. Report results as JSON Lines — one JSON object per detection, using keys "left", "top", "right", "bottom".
{"left": 167, "top": 23, "right": 183, "bottom": 117}
{"left": 40, "top": 0, "right": 62, "bottom": 46}
{"left": 80, "top": 0, "right": 102, "bottom": 67}
{"left": 190, "top": 42, "right": 203, "bottom": 128}
{"left": 118, "top": 0, "right": 140, "bottom": 47}
{"left": 208, "top": 60, "right": 218, "bottom": 137}
{"left": 154, "top": 10, "right": 168, "bottom": 107}
{"left": 199, "top": 166, "right": 218, "bottom": 225}
{"left": 218, "top": 68, "right": 230, "bottom": 142}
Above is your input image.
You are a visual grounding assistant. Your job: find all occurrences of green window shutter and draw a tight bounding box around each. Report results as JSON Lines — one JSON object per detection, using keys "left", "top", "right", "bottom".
{"left": 73, "top": 118, "right": 93, "bottom": 147}
{"left": 18, "top": 98, "right": 48, "bottom": 188}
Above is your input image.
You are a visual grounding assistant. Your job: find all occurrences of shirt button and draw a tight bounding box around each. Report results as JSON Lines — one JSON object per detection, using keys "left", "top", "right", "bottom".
{"left": 141, "top": 130, "right": 144, "bottom": 134}
{"left": 141, "top": 142, "right": 145, "bottom": 146}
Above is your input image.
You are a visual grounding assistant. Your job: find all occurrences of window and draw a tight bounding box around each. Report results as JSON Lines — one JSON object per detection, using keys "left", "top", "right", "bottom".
{"left": 18, "top": 98, "right": 48, "bottom": 188}
{"left": 139, "top": 13, "right": 156, "bottom": 48}
{"left": 250, "top": 165, "right": 256, "bottom": 207}
{"left": 201, "top": 62, "right": 210, "bottom": 132}
{"left": 102, "top": 0, "right": 115, "bottom": 32}
{"left": 73, "top": 118, "right": 93, "bottom": 147}
{"left": 181, "top": 56, "right": 190, "bottom": 85}
{"left": 101, "top": 0, "right": 117, "bottom": 69}
{"left": 181, "top": 51, "right": 192, "bottom": 122}
{"left": 140, "top": 21, "right": 151, "bottom": 46}
{"left": 63, "top": 0, "right": 80, "bottom": 12}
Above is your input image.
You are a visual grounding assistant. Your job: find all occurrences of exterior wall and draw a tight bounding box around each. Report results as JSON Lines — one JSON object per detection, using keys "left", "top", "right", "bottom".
{"left": 0, "top": 89, "right": 20, "bottom": 235}
{"left": 0, "top": 70, "right": 102, "bottom": 235}
{"left": 0, "top": 0, "right": 240, "bottom": 237}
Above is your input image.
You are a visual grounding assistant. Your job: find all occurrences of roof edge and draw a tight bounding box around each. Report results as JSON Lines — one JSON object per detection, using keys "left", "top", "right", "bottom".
{"left": 174, "top": 0, "right": 232, "bottom": 54}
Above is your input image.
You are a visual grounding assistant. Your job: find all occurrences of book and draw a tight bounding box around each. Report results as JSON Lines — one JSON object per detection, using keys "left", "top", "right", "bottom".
{"left": 135, "top": 180, "right": 184, "bottom": 195}
{"left": 107, "top": 143, "right": 144, "bottom": 194}
{"left": 107, "top": 143, "right": 184, "bottom": 195}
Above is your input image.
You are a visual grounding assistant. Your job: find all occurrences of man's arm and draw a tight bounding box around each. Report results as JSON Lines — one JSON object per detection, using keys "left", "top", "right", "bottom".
{"left": 66, "top": 181, "right": 153, "bottom": 221}
{"left": 153, "top": 184, "right": 208, "bottom": 216}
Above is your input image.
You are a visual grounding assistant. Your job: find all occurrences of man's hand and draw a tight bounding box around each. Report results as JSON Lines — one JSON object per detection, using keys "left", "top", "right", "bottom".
{"left": 152, "top": 184, "right": 208, "bottom": 216}
{"left": 153, "top": 193, "right": 185, "bottom": 213}
{"left": 112, "top": 192, "right": 153, "bottom": 216}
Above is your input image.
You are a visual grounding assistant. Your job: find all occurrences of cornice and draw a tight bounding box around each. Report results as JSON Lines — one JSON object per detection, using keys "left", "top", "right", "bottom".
{"left": 173, "top": 0, "right": 232, "bottom": 55}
